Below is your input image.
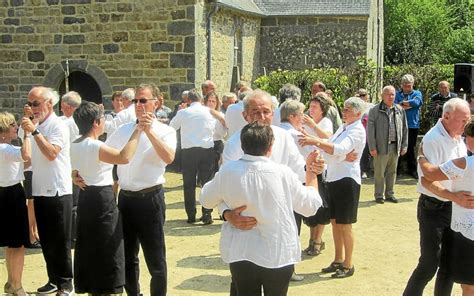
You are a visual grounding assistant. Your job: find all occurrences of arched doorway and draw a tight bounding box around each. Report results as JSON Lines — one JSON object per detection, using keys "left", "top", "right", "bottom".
{"left": 59, "top": 71, "right": 102, "bottom": 104}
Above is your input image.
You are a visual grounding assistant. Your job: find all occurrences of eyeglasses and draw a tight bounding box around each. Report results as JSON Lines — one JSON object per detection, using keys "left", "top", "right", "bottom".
{"left": 132, "top": 98, "right": 157, "bottom": 104}
{"left": 9, "top": 122, "right": 17, "bottom": 127}
{"left": 27, "top": 99, "right": 50, "bottom": 107}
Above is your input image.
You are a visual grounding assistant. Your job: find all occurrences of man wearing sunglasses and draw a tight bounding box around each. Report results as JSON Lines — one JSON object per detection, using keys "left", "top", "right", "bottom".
{"left": 105, "top": 83, "right": 176, "bottom": 296}
{"left": 21, "top": 86, "right": 74, "bottom": 296}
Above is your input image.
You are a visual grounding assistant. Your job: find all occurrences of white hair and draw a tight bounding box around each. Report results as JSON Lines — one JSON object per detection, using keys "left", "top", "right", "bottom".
{"left": 121, "top": 88, "right": 135, "bottom": 101}
{"left": 29, "top": 87, "right": 60, "bottom": 106}
{"left": 61, "top": 91, "right": 82, "bottom": 108}
{"left": 243, "top": 89, "right": 274, "bottom": 111}
{"left": 344, "top": 97, "right": 366, "bottom": 115}
{"left": 401, "top": 74, "right": 415, "bottom": 84}
{"left": 442, "top": 98, "right": 469, "bottom": 116}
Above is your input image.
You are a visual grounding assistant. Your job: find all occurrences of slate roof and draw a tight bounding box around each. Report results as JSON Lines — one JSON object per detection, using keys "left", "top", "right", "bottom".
{"left": 214, "top": 0, "right": 370, "bottom": 17}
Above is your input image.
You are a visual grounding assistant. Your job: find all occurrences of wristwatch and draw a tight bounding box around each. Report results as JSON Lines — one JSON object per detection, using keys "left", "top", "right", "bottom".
{"left": 32, "top": 129, "right": 40, "bottom": 136}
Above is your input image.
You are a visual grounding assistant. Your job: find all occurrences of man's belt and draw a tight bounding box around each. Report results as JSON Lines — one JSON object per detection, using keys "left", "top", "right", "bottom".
{"left": 120, "top": 184, "right": 163, "bottom": 197}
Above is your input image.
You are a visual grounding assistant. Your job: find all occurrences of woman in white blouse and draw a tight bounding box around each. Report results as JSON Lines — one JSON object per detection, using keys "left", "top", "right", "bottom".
{"left": 299, "top": 97, "right": 366, "bottom": 278}
{"left": 204, "top": 91, "right": 227, "bottom": 172}
{"left": 71, "top": 102, "right": 140, "bottom": 295}
{"left": 0, "top": 112, "right": 31, "bottom": 296}
{"left": 301, "top": 94, "right": 334, "bottom": 256}
{"left": 418, "top": 120, "right": 474, "bottom": 296}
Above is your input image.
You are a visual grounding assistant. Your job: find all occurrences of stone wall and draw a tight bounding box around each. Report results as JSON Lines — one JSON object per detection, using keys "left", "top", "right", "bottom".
{"left": 195, "top": 5, "right": 260, "bottom": 95}
{"left": 260, "top": 16, "right": 368, "bottom": 72}
{"left": 0, "top": 0, "right": 197, "bottom": 116}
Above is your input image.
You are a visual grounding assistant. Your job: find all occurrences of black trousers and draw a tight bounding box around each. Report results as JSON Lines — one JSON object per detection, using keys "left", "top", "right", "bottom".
{"left": 399, "top": 128, "right": 419, "bottom": 173}
{"left": 34, "top": 194, "right": 73, "bottom": 290}
{"left": 119, "top": 187, "right": 167, "bottom": 296}
{"left": 360, "top": 142, "right": 371, "bottom": 174}
{"left": 181, "top": 147, "right": 215, "bottom": 220}
{"left": 230, "top": 261, "right": 294, "bottom": 296}
{"left": 403, "top": 195, "right": 453, "bottom": 296}
{"left": 71, "top": 184, "right": 80, "bottom": 247}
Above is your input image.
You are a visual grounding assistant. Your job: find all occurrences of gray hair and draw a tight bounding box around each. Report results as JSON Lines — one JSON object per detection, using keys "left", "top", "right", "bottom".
{"left": 280, "top": 100, "right": 305, "bottom": 123}
{"left": 122, "top": 88, "right": 135, "bottom": 101}
{"left": 344, "top": 97, "right": 366, "bottom": 115}
{"left": 222, "top": 92, "right": 237, "bottom": 103}
{"left": 443, "top": 98, "right": 469, "bottom": 116}
{"left": 401, "top": 74, "right": 415, "bottom": 84}
{"left": 181, "top": 90, "right": 189, "bottom": 98}
{"left": 278, "top": 83, "right": 301, "bottom": 103}
{"left": 61, "top": 91, "right": 82, "bottom": 108}
{"left": 187, "top": 88, "right": 203, "bottom": 102}
{"left": 29, "top": 87, "right": 60, "bottom": 106}
{"left": 243, "top": 89, "right": 274, "bottom": 111}
{"left": 382, "top": 85, "right": 396, "bottom": 94}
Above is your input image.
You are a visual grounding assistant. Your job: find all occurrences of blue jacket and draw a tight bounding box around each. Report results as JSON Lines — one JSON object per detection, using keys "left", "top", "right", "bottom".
{"left": 395, "top": 90, "right": 423, "bottom": 128}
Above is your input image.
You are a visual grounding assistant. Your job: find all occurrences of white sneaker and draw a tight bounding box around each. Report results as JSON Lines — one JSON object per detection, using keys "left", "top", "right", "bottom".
{"left": 361, "top": 172, "right": 368, "bottom": 179}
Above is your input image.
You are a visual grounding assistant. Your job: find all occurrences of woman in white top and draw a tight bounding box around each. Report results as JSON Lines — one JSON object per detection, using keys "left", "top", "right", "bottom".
{"left": 71, "top": 102, "right": 140, "bottom": 295}
{"left": 0, "top": 112, "right": 31, "bottom": 296}
{"left": 301, "top": 94, "right": 334, "bottom": 256}
{"left": 204, "top": 91, "right": 227, "bottom": 173}
{"left": 418, "top": 120, "right": 474, "bottom": 295}
{"left": 201, "top": 122, "right": 322, "bottom": 295}
{"left": 299, "top": 97, "right": 366, "bottom": 279}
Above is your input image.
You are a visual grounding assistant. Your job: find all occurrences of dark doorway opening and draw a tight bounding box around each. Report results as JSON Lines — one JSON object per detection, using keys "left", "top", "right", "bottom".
{"left": 59, "top": 71, "right": 102, "bottom": 107}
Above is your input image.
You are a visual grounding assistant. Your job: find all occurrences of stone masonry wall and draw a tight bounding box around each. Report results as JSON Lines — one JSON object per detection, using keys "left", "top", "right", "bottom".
{"left": 260, "top": 16, "right": 368, "bottom": 72}
{"left": 0, "top": 0, "right": 197, "bottom": 116}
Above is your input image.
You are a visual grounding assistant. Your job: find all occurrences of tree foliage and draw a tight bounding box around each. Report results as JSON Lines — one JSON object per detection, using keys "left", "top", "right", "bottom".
{"left": 384, "top": 0, "right": 473, "bottom": 65}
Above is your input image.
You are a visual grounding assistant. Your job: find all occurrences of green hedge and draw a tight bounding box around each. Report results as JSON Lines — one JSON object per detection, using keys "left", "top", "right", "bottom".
{"left": 253, "top": 62, "right": 454, "bottom": 134}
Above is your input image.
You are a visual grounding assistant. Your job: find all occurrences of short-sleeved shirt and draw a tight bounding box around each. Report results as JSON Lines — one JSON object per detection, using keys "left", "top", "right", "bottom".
{"left": 31, "top": 113, "right": 72, "bottom": 197}
{"left": 71, "top": 138, "right": 113, "bottom": 186}
{"left": 0, "top": 143, "right": 24, "bottom": 187}
{"left": 106, "top": 120, "right": 177, "bottom": 191}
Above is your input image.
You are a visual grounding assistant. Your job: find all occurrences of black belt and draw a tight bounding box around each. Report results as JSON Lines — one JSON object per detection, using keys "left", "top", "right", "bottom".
{"left": 121, "top": 184, "right": 162, "bottom": 198}
{"left": 420, "top": 194, "right": 450, "bottom": 207}
{"left": 389, "top": 141, "right": 397, "bottom": 144}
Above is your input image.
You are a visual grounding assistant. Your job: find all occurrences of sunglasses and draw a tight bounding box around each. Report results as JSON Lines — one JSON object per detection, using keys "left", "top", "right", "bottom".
{"left": 132, "top": 98, "right": 156, "bottom": 104}
{"left": 27, "top": 99, "right": 49, "bottom": 107}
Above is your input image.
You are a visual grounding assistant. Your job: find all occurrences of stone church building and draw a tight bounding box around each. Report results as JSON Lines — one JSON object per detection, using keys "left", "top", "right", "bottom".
{"left": 0, "top": 0, "right": 383, "bottom": 115}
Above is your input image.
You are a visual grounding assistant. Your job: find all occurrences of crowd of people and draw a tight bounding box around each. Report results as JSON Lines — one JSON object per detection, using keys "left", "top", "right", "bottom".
{"left": 0, "top": 74, "right": 473, "bottom": 296}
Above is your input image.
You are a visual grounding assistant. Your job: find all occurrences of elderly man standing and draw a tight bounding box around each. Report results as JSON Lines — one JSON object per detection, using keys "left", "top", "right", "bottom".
{"left": 201, "top": 80, "right": 216, "bottom": 97}
{"left": 170, "top": 89, "right": 216, "bottom": 225}
{"left": 106, "top": 83, "right": 176, "bottom": 296}
{"left": 395, "top": 74, "right": 423, "bottom": 179}
{"left": 220, "top": 93, "right": 237, "bottom": 114}
{"left": 403, "top": 98, "right": 470, "bottom": 296}
{"left": 368, "top": 86, "right": 408, "bottom": 204}
{"left": 21, "top": 86, "right": 74, "bottom": 295}
{"left": 428, "top": 81, "right": 457, "bottom": 126}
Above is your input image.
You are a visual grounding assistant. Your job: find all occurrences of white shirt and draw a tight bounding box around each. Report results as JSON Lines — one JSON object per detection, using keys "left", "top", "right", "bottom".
{"left": 303, "top": 117, "right": 333, "bottom": 137}
{"left": 279, "top": 122, "right": 314, "bottom": 158}
{"left": 60, "top": 115, "right": 80, "bottom": 144}
{"left": 71, "top": 138, "right": 113, "bottom": 186}
{"left": 417, "top": 119, "right": 467, "bottom": 201}
{"left": 31, "top": 113, "right": 72, "bottom": 196}
{"left": 272, "top": 107, "right": 281, "bottom": 126}
{"left": 0, "top": 143, "right": 24, "bottom": 187}
{"left": 106, "top": 120, "right": 176, "bottom": 191}
{"left": 225, "top": 101, "right": 247, "bottom": 137}
{"left": 440, "top": 156, "right": 474, "bottom": 240}
{"left": 200, "top": 155, "right": 322, "bottom": 268}
{"left": 212, "top": 110, "right": 227, "bottom": 141}
{"left": 223, "top": 125, "right": 306, "bottom": 182}
{"left": 323, "top": 120, "right": 366, "bottom": 184}
{"left": 104, "top": 104, "right": 136, "bottom": 135}
{"left": 169, "top": 102, "right": 215, "bottom": 149}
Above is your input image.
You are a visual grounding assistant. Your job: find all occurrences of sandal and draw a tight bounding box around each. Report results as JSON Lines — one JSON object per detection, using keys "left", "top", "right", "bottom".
{"left": 302, "top": 239, "right": 314, "bottom": 254}
{"left": 4, "top": 282, "right": 13, "bottom": 294}
{"left": 331, "top": 266, "right": 355, "bottom": 278}
{"left": 321, "top": 261, "right": 343, "bottom": 273}
{"left": 29, "top": 240, "right": 41, "bottom": 249}
{"left": 12, "top": 287, "right": 27, "bottom": 296}
{"left": 306, "top": 240, "right": 325, "bottom": 256}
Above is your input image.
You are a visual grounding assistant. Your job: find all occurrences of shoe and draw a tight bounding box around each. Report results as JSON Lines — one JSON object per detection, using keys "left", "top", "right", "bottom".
{"left": 375, "top": 198, "right": 384, "bottom": 204}
{"left": 37, "top": 282, "right": 58, "bottom": 294}
{"left": 202, "top": 214, "right": 213, "bottom": 225}
{"left": 28, "top": 240, "right": 42, "bottom": 249}
{"left": 12, "top": 287, "right": 27, "bottom": 296}
{"left": 290, "top": 272, "right": 304, "bottom": 281}
{"left": 56, "top": 288, "right": 74, "bottom": 296}
{"left": 321, "top": 262, "right": 344, "bottom": 273}
{"left": 385, "top": 197, "right": 399, "bottom": 203}
{"left": 186, "top": 217, "right": 196, "bottom": 224}
{"left": 361, "top": 172, "right": 368, "bottom": 179}
{"left": 331, "top": 266, "right": 355, "bottom": 278}
{"left": 4, "top": 282, "right": 13, "bottom": 294}
{"left": 302, "top": 239, "right": 314, "bottom": 254}
{"left": 410, "top": 171, "right": 419, "bottom": 179}
{"left": 306, "top": 241, "right": 325, "bottom": 256}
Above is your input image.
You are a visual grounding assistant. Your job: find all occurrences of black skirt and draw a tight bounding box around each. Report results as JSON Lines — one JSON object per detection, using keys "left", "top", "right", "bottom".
{"left": 0, "top": 183, "right": 29, "bottom": 248}
{"left": 441, "top": 228, "right": 474, "bottom": 285}
{"left": 304, "top": 175, "right": 330, "bottom": 226}
{"left": 74, "top": 185, "right": 124, "bottom": 294}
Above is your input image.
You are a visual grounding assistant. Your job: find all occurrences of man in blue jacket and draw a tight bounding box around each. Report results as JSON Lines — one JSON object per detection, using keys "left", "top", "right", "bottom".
{"left": 395, "top": 74, "right": 423, "bottom": 179}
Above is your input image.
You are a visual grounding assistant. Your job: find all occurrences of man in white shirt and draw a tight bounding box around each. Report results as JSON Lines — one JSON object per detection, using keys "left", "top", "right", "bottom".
{"left": 201, "top": 80, "right": 216, "bottom": 97}
{"left": 403, "top": 98, "right": 471, "bottom": 296}
{"left": 169, "top": 89, "right": 216, "bottom": 224}
{"left": 106, "top": 83, "right": 176, "bottom": 296}
{"left": 225, "top": 88, "right": 253, "bottom": 138}
{"left": 21, "top": 86, "right": 74, "bottom": 296}
{"left": 59, "top": 91, "right": 81, "bottom": 249}
{"left": 104, "top": 87, "right": 136, "bottom": 135}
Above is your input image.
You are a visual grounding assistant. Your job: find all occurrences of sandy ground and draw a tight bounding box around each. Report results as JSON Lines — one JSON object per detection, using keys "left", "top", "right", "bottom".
{"left": 0, "top": 172, "right": 463, "bottom": 295}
